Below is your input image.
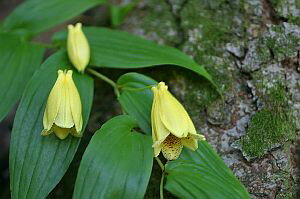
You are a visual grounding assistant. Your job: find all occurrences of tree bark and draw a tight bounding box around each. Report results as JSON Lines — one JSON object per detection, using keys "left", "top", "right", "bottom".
{"left": 121, "top": 0, "right": 300, "bottom": 198}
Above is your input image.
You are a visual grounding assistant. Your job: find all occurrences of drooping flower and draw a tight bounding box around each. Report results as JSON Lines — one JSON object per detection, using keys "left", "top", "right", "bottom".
{"left": 67, "top": 23, "right": 90, "bottom": 72}
{"left": 41, "top": 70, "right": 83, "bottom": 139}
{"left": 151, "top": 82, "right": 205, "bottom": 160}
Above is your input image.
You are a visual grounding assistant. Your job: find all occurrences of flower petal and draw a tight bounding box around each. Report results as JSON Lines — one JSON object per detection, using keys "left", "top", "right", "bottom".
{"left": 52, "top": 125, "right": 70, "bottom": 140}
{"left": 153, "top": 144, "right": 162, "bottom": 157}
{"left": 151, "top": 87, "right": 170, "bottom": 149}
{"left": 54, "top": 71, "right": 74, "bottom": 129}
{"left": 41, "top": 129, "right": 53, "bottom": 136}
{"left": 43, "top": 70, "right": 64, "bottom": 131}
{"left": 161, "top": 134, "right": 183, "bottom": 160}
{"left": 66, "top": 70, "right": 82, "bottom": 134}
{"left": 157, "top": 82, "right": 189, "bottom": 138}
{"left": 181, "top": 135, "right": 198, "bottom": 151}
{"left": 182, "top": 133, "right": 206, "bottom": 150}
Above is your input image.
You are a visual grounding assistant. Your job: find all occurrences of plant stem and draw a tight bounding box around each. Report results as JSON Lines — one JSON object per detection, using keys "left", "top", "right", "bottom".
{"left": 34, "top": 42, "right": 56, "bottom": 49}
{"left": 155, "top": 157, "right": 164, "bottom": 171}
{"left": 119, "top": 85, "right": 154, "bottom": 92}
{"left": 87, "top": 68, "right": 120, "bottom": 98}
{"left": 155, "top": 157, "right": 165, "bottom": 199}
{"left": 160, "top": 171, "right": 165, "bottom": 199}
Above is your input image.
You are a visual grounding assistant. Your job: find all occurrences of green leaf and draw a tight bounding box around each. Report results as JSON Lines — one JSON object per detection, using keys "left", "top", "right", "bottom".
{"left": 73, "top": 115, "right": 153, "bottom": 199}
{"left": 117, "top": 72, "right": 157, "bottom": 134}
{"left": 0, "top": 33, "right": 44, "bottom": 122}
{"left": 87, "top": 27, "right": 216, "bottom": 88}
{"left": 52, "top": 27, "right": 218, "bottom": 91}
{"left": 3, "top": 0, "right": 106, "bottom": 35}
{"left": 165, "top": 141, "right": 250, "bottom": 199}
{"left": 117, "top": 72, "right": 249, "bottom": 198}
{"left": 9, "top": 51, "right": 94, "bottom": 199}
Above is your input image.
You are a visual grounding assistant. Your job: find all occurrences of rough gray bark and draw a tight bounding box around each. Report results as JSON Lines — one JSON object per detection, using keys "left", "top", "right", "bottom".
{"left": 121, "top": 0, "right": 300, "bottom": 198}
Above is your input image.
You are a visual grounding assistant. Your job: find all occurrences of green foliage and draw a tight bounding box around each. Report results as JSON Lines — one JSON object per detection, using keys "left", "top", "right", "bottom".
{"left": 165, "top": 141, "right": 250, "bottom": 199}
{"left": 118, "top": 72, "right": 249, "bottom": 198}
{"left": 86, "top": 25, "right": 213, "bottom": 76}
{"left": 241, "top": 84, "right": 296, "bottom": 157}
{"left": 3, "top": 0, "right": 106, "bottom": 35}
{"left": 0, "top": 33, "right": 44, "bottom": 122}
{"left": 9, "top": 51, "right": 94, "bottom": 199}
{"left": 52, "top": 27, "right": 218, "bottom": 93}
{"left": 117, "top": 73, "right": 157, "bottom": 134}
{"left": 73, "top": 115, "right": 153, "bottom": 199}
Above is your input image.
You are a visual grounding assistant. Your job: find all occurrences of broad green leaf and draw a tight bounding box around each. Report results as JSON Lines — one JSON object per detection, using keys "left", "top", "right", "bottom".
{"left": 52, "top": 27, "right": 218, "bottom": 91}
{"left": 0, "top": 33, "right": 44, "bottom": 122}
{"left": 117, "top": 72, "right": 157, "bottom": 134}
{"left": 165, "top": 141, "right": 250, "bottom": 199}
{"left": 3, "top": 0, "right": 106, "bottom": 35}
{"left": 73, "top": 115, "right": 153, "bottom": 199}
{"left": 86, "top": 27, "right": 217, "bottom": 91}
{"left": 9, "top": 51, "right": 94, "bottom": 199}
{"left": 117, "top": 72, "right": 249, "bottom": 198}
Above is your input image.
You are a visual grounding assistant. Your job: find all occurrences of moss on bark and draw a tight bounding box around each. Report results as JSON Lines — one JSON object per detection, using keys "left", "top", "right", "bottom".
{"left": 241, "top": 84, "right": 296, "bottom": 157}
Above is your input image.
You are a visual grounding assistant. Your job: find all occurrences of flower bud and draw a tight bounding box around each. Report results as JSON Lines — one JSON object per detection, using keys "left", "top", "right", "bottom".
{"left": 67, "top": 23, "right": 90, "bottom": 72}
{"left": 42, "top": 70, "right": 83, "bottom": 139}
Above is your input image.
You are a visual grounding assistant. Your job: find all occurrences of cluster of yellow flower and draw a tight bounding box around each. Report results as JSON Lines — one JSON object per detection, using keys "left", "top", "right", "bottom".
{"left": 41, "top": 23, "right": 205, "bottom": 160}
{"left": 41, "top": 23, "right": 89, "bottom": 139}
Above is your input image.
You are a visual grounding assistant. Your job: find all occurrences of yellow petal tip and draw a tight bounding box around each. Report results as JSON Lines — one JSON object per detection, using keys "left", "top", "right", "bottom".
{"left": 75, "top": 22, "right": 82, "bottom": 28}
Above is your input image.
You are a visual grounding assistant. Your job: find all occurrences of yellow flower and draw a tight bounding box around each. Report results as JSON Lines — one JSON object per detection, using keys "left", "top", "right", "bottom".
{"left": 67, "top": 23, "right": 90, "bottom": 72}
{"left": 151, "top": 82, "right": 205, "bottom": 160}
{"left": 41, "top": 70, "right": 83, "bottom": 140}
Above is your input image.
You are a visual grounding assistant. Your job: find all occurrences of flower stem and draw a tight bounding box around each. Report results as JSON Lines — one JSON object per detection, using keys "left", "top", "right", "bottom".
{"left": 119, "top": 85, "right": 154, "bottom": 92}
{"left": 34, "top": 42, "right": 57, "bottom": 49}
{"left": 87, "top": 68, "right": 120, "bottom": 98}
{"left": 155, "top": 157, "right": 164, "bottom": 171}
{"left": 155, "top": 157, "right": 165, "bottom": 199}
{"left": 160, "top": 171, "right": 165, "bottom": 199}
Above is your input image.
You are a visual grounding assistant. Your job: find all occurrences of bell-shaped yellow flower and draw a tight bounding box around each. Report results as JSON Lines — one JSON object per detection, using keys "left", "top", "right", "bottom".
{"left": 67, "top": 23, "right": 90, "bottom": 72}
{"left": 151, "top": 82, "right": 205, "bottom": 160}
{"left": 41, "top": 70, "right": 83, "bottom": 140}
